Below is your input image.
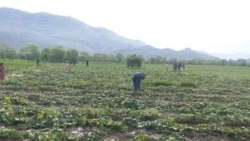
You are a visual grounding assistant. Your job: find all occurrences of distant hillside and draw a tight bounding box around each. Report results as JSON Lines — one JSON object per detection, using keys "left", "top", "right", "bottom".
{"left": 0, "top": 7, "right": 216, "bottom": 60}
{"left": 213, "top": 53, "right": 250, "bottom": 60}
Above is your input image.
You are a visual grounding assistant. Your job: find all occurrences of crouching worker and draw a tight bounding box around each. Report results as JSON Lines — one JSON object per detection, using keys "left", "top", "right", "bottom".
{"left": 132, "top": 72, "right": 145, "bottom": 94}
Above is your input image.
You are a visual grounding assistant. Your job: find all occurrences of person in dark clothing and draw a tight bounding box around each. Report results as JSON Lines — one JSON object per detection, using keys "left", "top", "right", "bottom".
{"left": 36, "top": 59, "right": 40, "bottom": 66}
{"left": 86, "top": 60, "right": 89, "bottom": 67}
{"left": 132, "top": 72, "right": 145, "bottom": 93}
{"left": 173, "top": 61, "right": 178, "bottom": 71}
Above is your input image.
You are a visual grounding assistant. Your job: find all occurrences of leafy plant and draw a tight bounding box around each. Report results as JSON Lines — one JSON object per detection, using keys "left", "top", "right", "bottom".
{"left": 179, "top": 81, "right": 197, "bottom": 87}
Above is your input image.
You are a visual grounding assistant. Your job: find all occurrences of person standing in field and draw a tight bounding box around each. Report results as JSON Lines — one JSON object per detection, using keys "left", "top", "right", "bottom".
{"left": 86, "top": 60, "right": 89, "bottom": 67}
{"left": 62, "top": 61, "right": 70, "bottom": 72}
{"left": 166, "top": 63, "right": 169, "bottom": 72}
{"left": 36, "top": 58, "right": 40, "bottom": 66}
{"left": 65, "top": 61, "right": 71, "bottom": 72}
{"left": 173, "top": 61, "right": 178, "bottom": 71}
{"left": 62, "top": 61, "right": 66, "bottom": 72}
{"left": 132, "top": 72, "right": 145, "bottom": 93}
{"left": 0, "top": 63, "right": 5, "bottom": 81}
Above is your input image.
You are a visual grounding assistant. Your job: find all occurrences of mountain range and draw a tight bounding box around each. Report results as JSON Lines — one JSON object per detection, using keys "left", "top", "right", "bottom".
{"left": 0, "top": 7, "right": 217, "bottom": 60}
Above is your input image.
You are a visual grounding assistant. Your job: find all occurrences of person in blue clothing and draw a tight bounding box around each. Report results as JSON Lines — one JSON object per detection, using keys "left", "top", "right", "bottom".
{"left": 132, "top": 72, "right": 145, "bottom": 93}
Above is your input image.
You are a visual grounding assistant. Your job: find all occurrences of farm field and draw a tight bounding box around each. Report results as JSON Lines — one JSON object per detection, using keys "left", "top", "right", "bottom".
{"left": 0, "top": 60, "right": 250, "bottom": 141}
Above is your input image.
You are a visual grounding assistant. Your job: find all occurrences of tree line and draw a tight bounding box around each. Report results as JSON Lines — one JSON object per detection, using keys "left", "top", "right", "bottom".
{"left": 1, "top": 43, "right": 249, "bottom": 66}
{"left": 0, "top": 43, "right": 129, "bottom": 64}
{"left": 147, "top": 55, "right": 250, "bottom": 67}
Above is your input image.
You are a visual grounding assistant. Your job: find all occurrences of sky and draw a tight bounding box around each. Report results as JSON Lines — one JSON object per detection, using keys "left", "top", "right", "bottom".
{"left": 1, "top": 0, "right": 250, "bottom": 56}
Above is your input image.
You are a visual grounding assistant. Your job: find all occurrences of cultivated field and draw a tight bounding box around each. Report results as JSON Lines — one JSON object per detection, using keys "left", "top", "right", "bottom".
{"left": 0, "top": 60, "right": 250, "bottom": 141}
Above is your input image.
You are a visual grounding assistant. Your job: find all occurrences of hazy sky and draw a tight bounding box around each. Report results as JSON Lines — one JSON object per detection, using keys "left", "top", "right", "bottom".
{"left": 1, "top": 0, "right": 250, "bottom": 54}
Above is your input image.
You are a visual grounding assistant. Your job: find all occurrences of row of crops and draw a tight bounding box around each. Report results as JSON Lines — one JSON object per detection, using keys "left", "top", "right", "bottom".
{"left": 0, "top": 61, "right": 250, "bottom": 140}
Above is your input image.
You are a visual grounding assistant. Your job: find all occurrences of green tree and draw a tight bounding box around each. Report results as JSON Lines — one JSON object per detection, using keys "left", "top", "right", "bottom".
{"left": 66, "top": 49, "right": 79, "bottom": 64}
{"left": 107, "top": 54, "right": 115, "bottom": 62}
{"left": 127, "top": 54, "right": 144, "bottom": 68}
{"left": 0, "top": 43, "right": 16, "bottom": 60}
{"left": 6, "top": 47, "right": 16, "bottom": 60}
{"left": 0, "top": 43, "right": 7, "bottom": 60}
{"left": 48, "top": 46, "right": 66, "bottom": 63}
{"left": 41, "top": 48, "right": 50, "bottom": 62}
{"left": 115, "top": 52, "right": 123, "bottom": 63}
{"left": 20, "top": 44, "right": 39, "bottom": 61}
{"left": 92, "top": 53, "right": 111, "bottom": 62}
{"left": 148, "top": 56, "right": 166, "bottom": 64}
{"left": 236, "top": 59, "right": 247, "bottom": 66}
{"left": 79, "top": 52, "right": 90, "bottom": 62}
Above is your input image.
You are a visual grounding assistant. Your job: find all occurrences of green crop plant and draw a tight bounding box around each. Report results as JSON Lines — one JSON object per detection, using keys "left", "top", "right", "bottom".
{"left": 0, "top": 60, "right": 249, "bottom": 140}
{"left": 0, "top": 127, "right": 23, "bottom": 140}
{"left": 179, "top": 81, "right": 197, "bottom": 87}
{"left": 139, "top": 108, "right": 161, "bottom": 121}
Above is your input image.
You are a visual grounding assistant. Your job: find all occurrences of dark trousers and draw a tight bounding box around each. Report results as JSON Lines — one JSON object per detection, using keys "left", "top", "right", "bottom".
{"left": 133, "top": 78, "right": 141, "bottom": 91}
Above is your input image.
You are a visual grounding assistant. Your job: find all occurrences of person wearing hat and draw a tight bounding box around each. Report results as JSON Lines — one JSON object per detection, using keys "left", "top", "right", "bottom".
{"left": 132, "top": 72, "right": 145, "bottom": 93}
